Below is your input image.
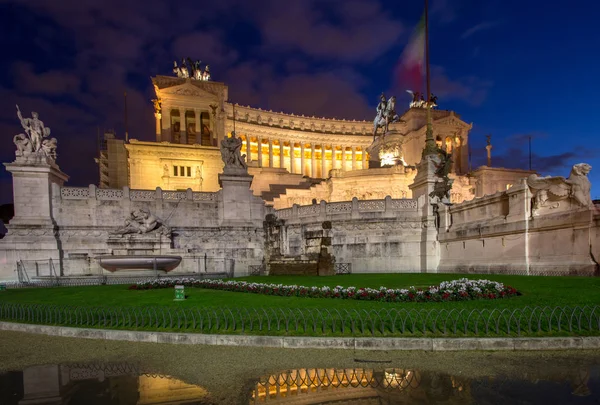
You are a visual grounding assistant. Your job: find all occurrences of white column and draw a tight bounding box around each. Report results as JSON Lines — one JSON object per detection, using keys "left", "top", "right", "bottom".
{"left": 180, "top": 108, "right": 187, "bottom": 144}
{"left": 300, "top": 143, "right": 305, "bottom": 176}
{"left": 161, "top": 105, "right": 172, "bottom": 142}
{"left": 290, "top": 143, "right": 295, "bottom": 174}
{"left": 311, "top": 143, "right": 316, "bottom": 178}
{"left": 351, "top": 146, "right": 357, "bottom": 170}
{"left": 246, "top": 135, "right": 252, "bottom": 164}
{"left": 194, "top": 109, "right": 201, "bottom": 133}
{"left": 279, "top": 139, "right": 285, "bottom": 169}
{"left": 154, "top": 113, "right": 162, "bottom": 142}
{"left": 257, "top": 138, "right": 263, "bottom": 168}
{"left": 362, "top": 147, "right": 367, "bottom": 169}
{"left": 331, "top": 145, "right": 338, "bottom": 169}
{"left": 268, "top": 139, "right": 274, "bottom": 168}
{"left": 341, "top": 146, "right": 346, "bottom": 171}
{"left": 321, "top": 144, "right": 327, "bottom": 178}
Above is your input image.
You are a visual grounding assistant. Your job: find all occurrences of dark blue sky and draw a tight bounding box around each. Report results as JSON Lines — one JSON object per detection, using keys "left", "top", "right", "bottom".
{"left": 0, "top": 0, "right": 598, "bottom": 205}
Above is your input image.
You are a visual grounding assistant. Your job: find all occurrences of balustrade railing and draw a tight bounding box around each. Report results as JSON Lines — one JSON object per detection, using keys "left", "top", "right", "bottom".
{"left": 275, "top": 197, "right": 417, "bottom": 220}
{"left": 60, "top": 186, "right": 218, "bottom": 202}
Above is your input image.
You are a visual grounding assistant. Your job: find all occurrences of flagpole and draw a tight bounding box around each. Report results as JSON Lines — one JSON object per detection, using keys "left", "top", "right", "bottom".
{"left": 423, "top": 0, "right": 437, "bottom": 156}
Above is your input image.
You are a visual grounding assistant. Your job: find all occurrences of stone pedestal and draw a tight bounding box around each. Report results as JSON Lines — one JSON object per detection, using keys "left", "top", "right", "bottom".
{"left": 1, "top": 157, "right": 69, "bottom": 279}
{"left": 366, "top": 130, "right": 406, "bottom": 169}
{"left": 4, "top": 157, "right": 68, "bottom": 226}
{"left": 218, "top": 169, "right": 263, "bottom": 227}
{"left": 408, "top": 154, "right": 442, "bottom": 272}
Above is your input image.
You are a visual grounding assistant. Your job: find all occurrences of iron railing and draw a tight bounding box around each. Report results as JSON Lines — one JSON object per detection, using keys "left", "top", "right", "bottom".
{"left": 0, "top": 273, "right": 230, "bottom": 289}
{"left": 334, "top": 263, "right": 352, "bottom": 275}
{"left": 0, "top": 303, "right": 597, "bottom": 337}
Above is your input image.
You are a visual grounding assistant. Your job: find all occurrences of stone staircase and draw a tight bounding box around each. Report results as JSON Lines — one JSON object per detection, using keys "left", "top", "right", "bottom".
{"left": 261, "top": 177, "right": 325, "bottom": 203}
{"left": 271, "top": 181, "right": 330, "bottom": 209}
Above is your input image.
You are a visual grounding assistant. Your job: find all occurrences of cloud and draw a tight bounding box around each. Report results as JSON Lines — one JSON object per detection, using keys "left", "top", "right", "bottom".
{"left": 461, "top": 21, "right": 501, "bottom": 40}
{"left": 430, "top": 66, "right": 493, "bottom": 106}
{"left": 11, "top": 62, "right": 82, "bottom": 96}
{"left": 255, "top": 0, "right": 405, "bottom": 62}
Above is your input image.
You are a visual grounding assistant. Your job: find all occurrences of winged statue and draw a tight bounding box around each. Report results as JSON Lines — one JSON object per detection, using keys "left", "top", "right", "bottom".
{"left": 526, "top": 163, "right": 593, "bottom": 212}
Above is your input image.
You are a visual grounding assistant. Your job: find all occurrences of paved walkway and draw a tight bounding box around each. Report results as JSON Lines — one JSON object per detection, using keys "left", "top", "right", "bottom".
{"left": 1, "top": 321, "right": 599, "bottom": 351}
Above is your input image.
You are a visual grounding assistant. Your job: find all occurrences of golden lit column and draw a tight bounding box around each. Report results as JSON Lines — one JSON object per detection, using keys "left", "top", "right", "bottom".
{"left": 154, "top": 112, "right": 161, "bottom": 141}
{"left": 161, "top": 104, "right": 172, "bottom": 142}
{"left": 268, "top": 139, "right": 274, "bottom": 168}
{"left": 257, "top": 138, "right": 263, "bottom": 167}
{"left": 246, "top": 135, "right": 252, "bottom": 164}
{"left": 351, "top": 146, "right": 357, "bottom": 170}
{"left": 194, "top": 109, "right": 201, "bottom": 133}
{"left": 289, "top": 143, "right": 295, "bottom": 174}
{"left": 331, "top": 145, "right": 338, "bottom": 170}
{"left": 300, "top": 143, "right": 305, "bottom": 176}
{"left": 279, "top": 139, "right": 285, "bottom": 169}
{"left": 180, "top": 108, "right": 187, "bottom": 144}
{"left": 361, "top": 148, "right": 367, "bottom": 169}
{"left": 321, "top": 143, "right": 327, "bottom": 179}
{"left": 341, "top": 146, "right": 346, "bottom": 171}
{"left": 311, "top": 143, "right": 316, "bottom": 178}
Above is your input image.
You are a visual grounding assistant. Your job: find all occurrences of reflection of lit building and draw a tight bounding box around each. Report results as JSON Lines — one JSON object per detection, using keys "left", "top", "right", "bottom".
{"left": 251, "top": 368, "right": 434, "bottom": 404}
{"left": 5, "top": 363, "right": 209, "bottom": 405}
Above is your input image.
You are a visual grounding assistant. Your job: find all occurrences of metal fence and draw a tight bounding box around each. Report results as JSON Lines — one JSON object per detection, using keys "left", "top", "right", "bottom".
{"left": 0, "top": 303, "right": 597, "bottom": 337}
{"left": 2, "top": 273, "right": 231, "bottom": 289}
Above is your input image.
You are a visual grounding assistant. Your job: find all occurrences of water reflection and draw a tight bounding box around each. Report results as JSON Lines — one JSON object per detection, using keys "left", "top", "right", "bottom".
{"left": 0, "top": 362, "right": 598, "bottom": 404}
{"left": 250, "top": 366, "right": 599, "bottom": 404}
{"left": 0, "top": 362, "right": 211, "bottom": 405}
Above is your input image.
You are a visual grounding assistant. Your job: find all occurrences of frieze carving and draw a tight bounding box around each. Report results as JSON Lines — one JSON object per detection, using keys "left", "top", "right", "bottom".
{"left": 96, "top": 189, "right": 123, "bottom": 200}
{"left": 163, "top": 191, "right": 187, "bottom": 200}
{"left": 130, "top": 190, "right": 155, "bottom": 201}
{"left": 298, "top": 205, "right": 320, "bottom": 216}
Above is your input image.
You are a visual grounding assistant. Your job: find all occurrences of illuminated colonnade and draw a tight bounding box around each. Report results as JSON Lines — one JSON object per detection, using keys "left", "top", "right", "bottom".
{"left": 238, "top": 135, "right": 369, "bottom": 178}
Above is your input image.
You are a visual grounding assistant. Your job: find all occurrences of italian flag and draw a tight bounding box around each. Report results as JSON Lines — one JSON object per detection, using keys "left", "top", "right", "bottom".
{"left": 397, "top": 13, "right": 425, "bottom": 93}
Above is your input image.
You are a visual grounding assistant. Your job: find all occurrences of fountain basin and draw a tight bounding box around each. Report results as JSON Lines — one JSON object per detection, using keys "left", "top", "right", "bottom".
{"left": 97, "top": 255, "right": 182, "bottom": 272}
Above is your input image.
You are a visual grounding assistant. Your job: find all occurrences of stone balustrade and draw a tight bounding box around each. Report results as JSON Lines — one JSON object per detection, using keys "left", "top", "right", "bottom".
{"left": 275, "top": 197, "right": 418, "bottom": 221}
{"left": 60, "top": 186, "right": 218, "bottom": 202}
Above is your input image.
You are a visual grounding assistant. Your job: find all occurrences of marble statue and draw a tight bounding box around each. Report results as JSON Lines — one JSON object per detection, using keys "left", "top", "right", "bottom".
{"left": 220, "top": 131, "right": 247, "bottom": 171}
{"left": 373, "top": 94, "right": 400, "bottom": 139}
{"left": 527, "top": 163, "right": 593, "bottom": 212}
{"left": 14, "top": 105, "right": 57, "bottom": 160}
{"left": 110, "top": 209, "right": 171, "bottom": 237}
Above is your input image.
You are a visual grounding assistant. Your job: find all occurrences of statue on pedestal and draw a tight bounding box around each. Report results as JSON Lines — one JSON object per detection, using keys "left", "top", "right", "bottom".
{"left": 13, "top": 105, "right": 58, "bottom": 161}
{"left": 373, "top": 93, "right": 401, "bottom": 139}
{"left": 220, "top": 131, "right": 247, "bottom": 172}
{"left": 527, "top": 163, "right": 593, "bottom": 212}
{"left": 110, "top": 209, "right": 171, "bottom": 237}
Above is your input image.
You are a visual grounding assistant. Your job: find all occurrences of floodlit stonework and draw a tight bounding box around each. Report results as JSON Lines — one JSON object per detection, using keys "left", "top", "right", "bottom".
{"left": 1, "top": 72, "right": 599, "bottom": 280}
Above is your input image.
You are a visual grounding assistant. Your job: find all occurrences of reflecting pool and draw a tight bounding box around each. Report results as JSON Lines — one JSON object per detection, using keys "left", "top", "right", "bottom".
{"left": 1, "top": 362, "right": 598, "bottom": 404}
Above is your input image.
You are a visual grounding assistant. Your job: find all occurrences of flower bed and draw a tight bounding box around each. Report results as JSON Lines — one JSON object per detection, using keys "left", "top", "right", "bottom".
{"left": 129, "top": 278, "right": 520, "bottom": 302}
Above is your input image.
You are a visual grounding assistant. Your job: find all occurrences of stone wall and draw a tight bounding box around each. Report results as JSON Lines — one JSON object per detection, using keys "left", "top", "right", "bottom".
{"left": 272, "top": 197, "right": 426, "bottom": 273}
{"left": 437, "top": 180, "right": 600, "bottom": 276}
{"left": 0, "top": 162, "right": 265, "bottom": 280}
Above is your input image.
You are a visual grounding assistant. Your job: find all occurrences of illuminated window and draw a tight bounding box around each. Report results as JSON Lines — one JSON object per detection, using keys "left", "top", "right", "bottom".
{"left": 173, "top": 165, "right": 192, "bottom": 177}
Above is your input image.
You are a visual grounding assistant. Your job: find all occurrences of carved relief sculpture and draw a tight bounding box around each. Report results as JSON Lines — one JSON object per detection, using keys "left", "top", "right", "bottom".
{"left": 14, "top": 105, "right": 58, "bottom": 161}
{"left": 527, "top": 163, "right": 593, "bottom": 212}
{"left": 110, "top": 209, "right": 171, "bottom": 237}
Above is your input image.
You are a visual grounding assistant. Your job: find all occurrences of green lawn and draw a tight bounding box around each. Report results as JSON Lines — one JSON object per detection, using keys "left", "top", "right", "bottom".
{"left": 1, "top": 273, "right": 599, "bottom": 311}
